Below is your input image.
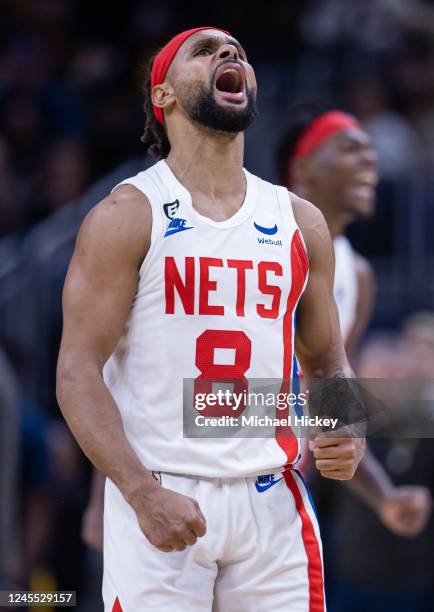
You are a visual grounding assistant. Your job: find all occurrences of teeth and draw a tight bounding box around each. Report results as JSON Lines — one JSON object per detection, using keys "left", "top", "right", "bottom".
{"left": 354, "top": 172, "right": 378, "bottom": 187}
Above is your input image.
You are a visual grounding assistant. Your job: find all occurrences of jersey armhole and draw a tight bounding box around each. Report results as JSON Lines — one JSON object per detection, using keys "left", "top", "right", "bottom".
{"left": 275, "top": 185, "right": 309, "bottom": 254}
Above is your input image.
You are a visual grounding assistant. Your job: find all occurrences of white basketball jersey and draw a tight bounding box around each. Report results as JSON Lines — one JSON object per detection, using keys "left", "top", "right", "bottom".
{"left": 104, "top": 160, "right": 309, "bottom": 478}
{"left": 333, "top": 235, "right": 358, "bottom": 341}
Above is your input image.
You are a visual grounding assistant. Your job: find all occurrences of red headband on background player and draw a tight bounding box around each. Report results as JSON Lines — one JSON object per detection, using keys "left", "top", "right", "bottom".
{"left": 151, "top": 26, "right": 231, "bottom": 125}
{"left": 292, "top": 111, "right": 361, "bottom": 159}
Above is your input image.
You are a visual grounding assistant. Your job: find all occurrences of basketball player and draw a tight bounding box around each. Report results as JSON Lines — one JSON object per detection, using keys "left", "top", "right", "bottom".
{"left": 277, "top": 108, "right": 376, "bottom": 358}
{"left": 57, "top": 28, "right": 365, "bottom": 611}
{"left": 277, "top": 107, "right": 431, "bottom": 537}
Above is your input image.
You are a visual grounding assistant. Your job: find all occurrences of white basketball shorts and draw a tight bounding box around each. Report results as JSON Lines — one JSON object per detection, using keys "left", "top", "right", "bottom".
{"left": 103, "top": 468, "right": 326, "bottom": 611}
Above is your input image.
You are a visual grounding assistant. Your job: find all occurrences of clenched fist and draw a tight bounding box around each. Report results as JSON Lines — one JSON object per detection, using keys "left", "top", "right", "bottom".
{"left": 379, "top": 485, "right": 432, "bottom": 538}
{"left": 131, "top": 486, "right": 207, "bottom": 552}
{"left": 310, "top": 436, "right": 366, "bottom": 480}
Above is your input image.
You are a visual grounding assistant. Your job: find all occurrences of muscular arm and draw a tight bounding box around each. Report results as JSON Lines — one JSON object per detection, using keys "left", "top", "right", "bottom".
{"left": 57, "top": 185, "right": 205, "bottom": 552}
{"left": 292, "top": 194, "right": 350, "bottom": 380}
{"left": 292, "top": 193, "right": 365, "bottom": 480}
{"left": 57, "top": 185, "right": 154, "bottom": 503}
{"left": 292, "top": 196, "right": 430, "bottom": 529}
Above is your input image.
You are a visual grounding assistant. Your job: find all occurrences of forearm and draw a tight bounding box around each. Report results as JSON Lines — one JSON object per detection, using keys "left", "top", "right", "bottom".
{"left": 344, "top": 446, "right": 393, "bottom": 514}
{"left": 56, "top": 361, "right": 157, "bottom": 506}
{"left": 301, "top": 353, "right": 353, "bottom": 381}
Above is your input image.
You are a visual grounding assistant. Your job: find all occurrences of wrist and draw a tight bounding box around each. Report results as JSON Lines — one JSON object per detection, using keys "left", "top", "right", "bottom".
{"left": 374, "top": 484, "right": 395, "bottom": 515}
{"left": 121, "top": 469, "right": 160, "bottom": 510}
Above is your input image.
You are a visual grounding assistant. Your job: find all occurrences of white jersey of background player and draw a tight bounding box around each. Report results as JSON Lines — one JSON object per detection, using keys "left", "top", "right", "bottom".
{"left": 333, "top": 235, "right": 373, "bottom": 352}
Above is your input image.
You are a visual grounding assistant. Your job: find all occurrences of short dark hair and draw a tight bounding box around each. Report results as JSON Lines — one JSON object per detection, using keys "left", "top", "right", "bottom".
{"left": 276, "top": 101, "right": 328, "bottom": 186}
{"left": 140, "top": 51, "right": 171, "bottom": 160}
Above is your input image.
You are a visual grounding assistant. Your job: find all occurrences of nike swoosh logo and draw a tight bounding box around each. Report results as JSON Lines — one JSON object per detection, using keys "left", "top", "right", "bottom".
{"left": 255, "top": 476, "right": 283, "bottom": 492}
{"left": 164, "top": 226, "right": 193, "bottom": 237}
{"left": 254, "top": 222, "right": 278, "bottom": 235}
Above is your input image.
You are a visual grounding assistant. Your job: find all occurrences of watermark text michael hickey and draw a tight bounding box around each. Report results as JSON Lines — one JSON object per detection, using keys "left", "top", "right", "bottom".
{"left": 195, "top": 415, "right": 339, "bottom": 429}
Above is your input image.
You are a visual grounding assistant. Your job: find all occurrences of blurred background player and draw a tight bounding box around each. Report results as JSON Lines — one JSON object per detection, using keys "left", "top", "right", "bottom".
{"left": 277, "top": 106, "right": 377, "bottom": 359}
{"left": 277, "top": 107, "right": 433, "bottom": 611}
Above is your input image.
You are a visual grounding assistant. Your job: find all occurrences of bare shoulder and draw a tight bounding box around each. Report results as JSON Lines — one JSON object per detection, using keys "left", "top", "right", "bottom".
{"left": 288, "top": 190, "right": 332, "bottom": 257}
{"left": 77, "top": 184, "right": 152, "bottom": 268}
{"left": 82, "top": 184, "right": 151, "bottom": 243}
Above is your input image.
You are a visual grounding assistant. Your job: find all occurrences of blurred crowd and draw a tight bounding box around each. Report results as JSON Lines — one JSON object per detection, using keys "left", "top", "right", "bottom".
{"left": 1, "top": 0, "right": 434, "bottom": 610}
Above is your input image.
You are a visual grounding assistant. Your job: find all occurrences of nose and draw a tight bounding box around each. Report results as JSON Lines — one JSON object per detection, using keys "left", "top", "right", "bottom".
{"left": 361, "top": 145, "right": 378, "bottom": 168}
{"left": 217, "top": 43, "right": 240, "bottom": 62}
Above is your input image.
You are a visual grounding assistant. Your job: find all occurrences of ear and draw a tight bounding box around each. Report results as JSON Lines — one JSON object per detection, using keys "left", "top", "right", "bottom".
{"left": 151, "top": 83, "right": 176, "bottom": 113}
{"left": 290, "top": 157, "right": 313, "bottom": 185}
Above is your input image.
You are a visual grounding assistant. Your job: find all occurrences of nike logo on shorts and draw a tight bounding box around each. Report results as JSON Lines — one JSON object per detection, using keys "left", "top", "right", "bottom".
{"left": 255, "top": 474, "right": 283, "bottom": 492}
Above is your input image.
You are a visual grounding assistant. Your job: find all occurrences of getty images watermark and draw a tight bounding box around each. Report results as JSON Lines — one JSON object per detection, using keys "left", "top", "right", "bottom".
{"left": 194, "top": 388, "right": 339, "bottom": 430}
{"left": 182, "top": 379, "right": 350, "bottom": 438}
{"left": 183, "top": 378, "right": 434, "bottom": 438}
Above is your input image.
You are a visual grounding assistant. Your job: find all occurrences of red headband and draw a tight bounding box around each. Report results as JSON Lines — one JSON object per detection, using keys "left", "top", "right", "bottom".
{"left": 293, "top": 111, "right": 361, "bottom": 159}
{"left": 151, "top": 26, "right": 231, "bottom": 125}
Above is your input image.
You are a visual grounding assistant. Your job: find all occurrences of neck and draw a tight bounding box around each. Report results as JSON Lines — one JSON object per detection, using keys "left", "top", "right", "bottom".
{"left": 166, "top": 119, "right": 246, "bottom": 202}
{"left": 320, "top": 209, "right": 349, "bottom": 239}
{"left": 293, "top": 184, "right": 350, "bottom": 239}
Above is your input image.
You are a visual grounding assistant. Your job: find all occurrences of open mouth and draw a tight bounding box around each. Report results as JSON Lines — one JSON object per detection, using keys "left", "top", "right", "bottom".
{"left": 349, "top": 171, "right": 378, "bottom": 201}
{"left": 216, "top": 68, "right": 243, "bottom": 94}
{"left": 214, "top": 63, "right": 245, "bottom": 101}
{"left": 346, "top": 170, "right": 379, "bottom": 205}
{"left": 353, "top": 171, "right": 378, "bottom": 188}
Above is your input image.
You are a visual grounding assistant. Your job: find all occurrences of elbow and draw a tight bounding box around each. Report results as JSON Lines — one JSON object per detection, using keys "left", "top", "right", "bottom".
{"left": 56, "top": 351, "right": 101, "bottom": 412}
{"left": 56, "top": 357, "right": 73, "bottom": 413}
{"left": 56, "top": 349, "right": 82, "bottom": 414}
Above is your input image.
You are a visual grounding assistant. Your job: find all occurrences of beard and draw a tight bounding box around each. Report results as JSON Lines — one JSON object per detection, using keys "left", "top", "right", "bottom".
{"left": 177, "top": 78, "right": 258, "bottom": 133}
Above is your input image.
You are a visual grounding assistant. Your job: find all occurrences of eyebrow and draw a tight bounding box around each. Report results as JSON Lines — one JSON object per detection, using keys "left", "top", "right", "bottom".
{"left": 340, "top": 131, "right": 371, "bottom": 146}
{"left": 189, "top": 35, "right": 247, "bottom": 57}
